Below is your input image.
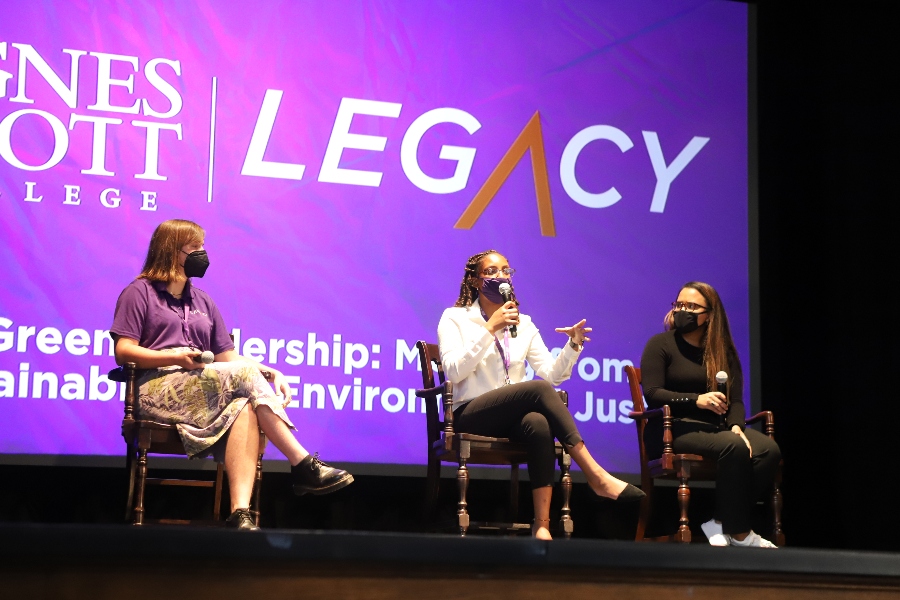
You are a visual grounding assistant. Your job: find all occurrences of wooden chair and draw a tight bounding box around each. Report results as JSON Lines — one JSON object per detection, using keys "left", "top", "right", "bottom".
{"left": 415, "top": 341, "right": 573, "bottom": 538}
{"left": 624, "top": 365, "right": 784, "bottom": 544}
{"left": 108, "top": 362, "right": 266, "bottom": 526}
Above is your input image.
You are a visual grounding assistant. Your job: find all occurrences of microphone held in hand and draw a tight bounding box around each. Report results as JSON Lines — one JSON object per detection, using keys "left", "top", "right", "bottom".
{"left": 497, "top": 282, "right": 517, "bottom": 338}
{"left": 193, "top": 350, "right": 215, "bottom": 364}
{"left": 715, "top": 371, "right": 728, "bottom": 428}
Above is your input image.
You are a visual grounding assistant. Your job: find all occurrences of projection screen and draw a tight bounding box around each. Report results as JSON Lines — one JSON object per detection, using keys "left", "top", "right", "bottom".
{"left": 0, "top": 0, "right": 752, "bottom": 475}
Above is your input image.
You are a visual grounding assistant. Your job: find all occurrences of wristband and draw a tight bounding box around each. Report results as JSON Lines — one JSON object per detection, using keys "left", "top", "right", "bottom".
{"left": 569, "top": 340, "right": 581, "bottom": 351}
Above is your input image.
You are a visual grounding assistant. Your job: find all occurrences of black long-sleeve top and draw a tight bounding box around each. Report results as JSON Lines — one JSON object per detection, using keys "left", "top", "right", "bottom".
{"left": 640, "top": 330, "right": 745, "bottom": 430}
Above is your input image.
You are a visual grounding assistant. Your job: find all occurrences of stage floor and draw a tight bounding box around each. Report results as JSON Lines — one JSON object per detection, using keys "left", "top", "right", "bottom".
{"left": 2, "top": 523, "right": 899, "bottom": 599}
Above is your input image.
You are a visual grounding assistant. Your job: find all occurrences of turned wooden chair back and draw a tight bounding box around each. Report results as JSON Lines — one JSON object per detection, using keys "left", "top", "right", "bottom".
{"left": 416, "top": 342, "right": 449, "bottom": 454}
{"left": 625, "top": 365, "right": 653, "bottom": 472}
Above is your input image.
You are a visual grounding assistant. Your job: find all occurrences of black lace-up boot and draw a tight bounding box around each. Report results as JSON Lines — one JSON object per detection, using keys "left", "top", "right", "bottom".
{"left": 291, "top": 452, "right": 354, "bottom": 496}
{"left": 225, "top": 508, "right": 260, "bottom": 530}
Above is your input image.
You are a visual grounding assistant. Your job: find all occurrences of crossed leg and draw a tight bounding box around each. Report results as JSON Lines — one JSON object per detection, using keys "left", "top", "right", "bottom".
{"left": 223, "top": 403, "right": 311, "bottom": 510}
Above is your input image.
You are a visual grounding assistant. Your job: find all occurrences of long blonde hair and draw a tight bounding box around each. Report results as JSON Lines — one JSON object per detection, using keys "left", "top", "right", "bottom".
{"left": 138, "top": 219, "right": 205, "bottom": 282}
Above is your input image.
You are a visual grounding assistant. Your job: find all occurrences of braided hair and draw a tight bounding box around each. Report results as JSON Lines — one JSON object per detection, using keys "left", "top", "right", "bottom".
{"left": 453, "top": 249, "right": 519, "bottom": 307}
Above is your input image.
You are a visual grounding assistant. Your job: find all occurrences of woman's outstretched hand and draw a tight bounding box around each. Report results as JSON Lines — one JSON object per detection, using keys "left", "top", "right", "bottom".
{"left": 555, "top": 319, "right": 591, "bottom": 346}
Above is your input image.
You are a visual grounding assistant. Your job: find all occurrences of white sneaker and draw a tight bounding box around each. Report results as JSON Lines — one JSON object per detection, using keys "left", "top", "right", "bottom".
{"left": 700, "top": 519, "right": 729, "bottom": 546}
{"left": 729, "top": 531, "right": 778, "bottom": 548}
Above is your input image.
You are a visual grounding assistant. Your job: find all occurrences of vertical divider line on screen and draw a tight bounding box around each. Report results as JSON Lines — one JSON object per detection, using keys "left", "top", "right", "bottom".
{"left": 207, "top": 76, "right": 218, "bottom": 203}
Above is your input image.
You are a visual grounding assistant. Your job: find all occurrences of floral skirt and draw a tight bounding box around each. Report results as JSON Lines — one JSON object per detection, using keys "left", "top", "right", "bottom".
{"left": 137, "top": 358, "right": 295, "bottom": 460}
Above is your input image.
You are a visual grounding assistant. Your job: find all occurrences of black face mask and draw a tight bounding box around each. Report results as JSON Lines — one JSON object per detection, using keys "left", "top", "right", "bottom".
{"left": 673, "top": 310, "right": 704, "bottom": 334}
{"left": 182, "top": 250, "right": 210, "bottom": 278}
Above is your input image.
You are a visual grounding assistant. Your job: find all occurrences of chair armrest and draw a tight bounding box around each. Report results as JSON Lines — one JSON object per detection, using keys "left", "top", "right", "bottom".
{"left": 746, "top": 410, "right": 776, "bottom": 438}
{"left": 109, "top": 362, "right": 147, "bottom": 382}
{"left": 628, "top": 407, "right": 667, "bottom": 421}
{"left": 746, "top": 410, "right": 772, "bottom": 424}
{"left": 415, "top": 383, "right": 448, "bottom": 398}
{"left": 114, "top": 362, "right": 139, "bottom": 423}
{"left": 108, "top": 366, "right": 127, "bottom": 383}
{"left": 416, "top": 381, "right": 456, "bottom": 436}
{"left": 630, "top": 404, "right": 675, "bottom": 458}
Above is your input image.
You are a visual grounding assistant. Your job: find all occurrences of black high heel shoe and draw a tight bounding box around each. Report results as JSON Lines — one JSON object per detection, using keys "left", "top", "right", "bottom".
{"left": 591, "top": 483, "right": 646, "bottom": 503}
{"left": 612, "top": 483, "right": 646, "bottom": 502}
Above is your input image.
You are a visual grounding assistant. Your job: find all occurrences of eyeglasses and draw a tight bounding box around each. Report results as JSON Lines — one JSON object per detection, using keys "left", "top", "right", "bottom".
{"left": 671, "top": 301, "right": 707, "bottom": 312}
{"left": 481, "top": 267, "right": 516, "bottom": 277}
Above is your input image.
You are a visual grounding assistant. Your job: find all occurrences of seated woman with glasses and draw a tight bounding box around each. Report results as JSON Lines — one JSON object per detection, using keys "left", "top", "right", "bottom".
{"left": 110, "top": 219, "right": 353, "bottom": 530}
{"left": 640, "top": 281, "right": 781, "bottom": 548}
{"left": 438, "top": 249, "right": 644, "bottom": 540}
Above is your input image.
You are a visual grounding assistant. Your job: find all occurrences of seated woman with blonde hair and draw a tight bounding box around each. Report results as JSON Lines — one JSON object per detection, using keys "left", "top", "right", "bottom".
{"left": 111, "top": 219, "right": 353, "bottom": 530}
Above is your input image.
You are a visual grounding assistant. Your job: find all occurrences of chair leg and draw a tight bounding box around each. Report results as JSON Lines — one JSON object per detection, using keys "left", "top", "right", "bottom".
{"left": 253, "top": 450, "right": 264, "bottom": 527}
{"left": 634, "top": 478, "right": 653, "bottom": 541}
{"left": 634, "top": 480, "right": 653, "bottom": 542}
{"left": 558, "top": 451, "right": 573, "bottom": 539}
{"left": 675, "top": 467, "right": 691, "bottom": 543}
{"left": 772, "top": 470, "right": 785, "bottom": 546}
{"left": 508, "top": 463, "right": 519, "bottom": 524}
{"left": 213, "top": 463, "right": 224, "bottom": 521}
{"left": 124, "top": 441, "right": 136, "bottom": 523}
{"left": 134, "top": 448, "right": 148, "bottom": 526}
{"left": 253, "top": 430, "right": 266, "bottom": 527}
{"left": 457, "top": 441, "right": 471, "bottom": 536}
{"left": 423, "top": 454, "right": 440, "bottom": 526}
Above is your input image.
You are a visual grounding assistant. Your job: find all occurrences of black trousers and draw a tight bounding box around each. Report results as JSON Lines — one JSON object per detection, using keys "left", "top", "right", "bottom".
{"left": 453, "top": 380, "right": 583, "bottom": 489}
{"left": 671, "top": 423, "right": 782, "bottom": 535}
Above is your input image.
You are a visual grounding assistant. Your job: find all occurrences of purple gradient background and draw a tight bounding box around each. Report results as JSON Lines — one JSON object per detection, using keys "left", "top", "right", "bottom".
{"left": 0, "top": 0, "right": 748, "bottom": 473}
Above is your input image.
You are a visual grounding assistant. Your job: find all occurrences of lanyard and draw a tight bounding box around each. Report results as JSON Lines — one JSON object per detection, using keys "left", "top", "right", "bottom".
{"left": 170, "top": 295, "right": 190, "bottom": 323}
{"left": 169, "top": 292, "right": 196, "bottom": 348}
{"left": 481, "top": 308, "right": 511, "bottom": 385}
{"left": 181, "top": 297, "right": 194, "bottom": 345}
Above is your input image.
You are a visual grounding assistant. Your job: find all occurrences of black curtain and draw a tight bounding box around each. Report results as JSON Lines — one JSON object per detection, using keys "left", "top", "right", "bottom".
{"left": 757, "top": 2, "right": 896, "bottom": 550}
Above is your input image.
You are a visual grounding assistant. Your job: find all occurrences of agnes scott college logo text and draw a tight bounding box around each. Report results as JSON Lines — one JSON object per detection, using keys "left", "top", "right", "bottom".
{"left": 1, "top": 42, "right": 710, "bottom": 235}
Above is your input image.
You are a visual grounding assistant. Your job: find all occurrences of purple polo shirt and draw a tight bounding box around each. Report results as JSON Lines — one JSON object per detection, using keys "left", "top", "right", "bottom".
{"left": 110, "top": 278, "right": 234, "bottom": 354}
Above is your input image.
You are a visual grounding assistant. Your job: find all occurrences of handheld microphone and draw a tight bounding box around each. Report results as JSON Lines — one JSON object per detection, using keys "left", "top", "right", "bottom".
{"left": 193, "top": 351, "right": 215, "bottom": 364}
{"left": 715, "top": 371, "right": 728, "bottom": 428}
{"left": 497, "top": 282, "right": 517, "bottom": 338}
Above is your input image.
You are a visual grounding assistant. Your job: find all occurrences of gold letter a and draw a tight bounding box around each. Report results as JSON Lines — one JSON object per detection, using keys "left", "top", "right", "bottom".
{"left": 454, "top": 111, "right": 555, "bottom": 237}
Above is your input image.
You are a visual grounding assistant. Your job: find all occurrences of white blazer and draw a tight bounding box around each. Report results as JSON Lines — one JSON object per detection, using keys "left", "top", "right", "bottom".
{"left": 437, "top": 298, "right": 581, "bottom": 408}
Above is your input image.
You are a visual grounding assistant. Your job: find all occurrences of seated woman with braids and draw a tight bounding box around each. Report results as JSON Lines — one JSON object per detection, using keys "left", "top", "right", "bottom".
{"left": 438, "top": 249, "right": 644, "bottom": 540}
{"left": 111, "top": 219, "right": 353, "bottom": 530}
